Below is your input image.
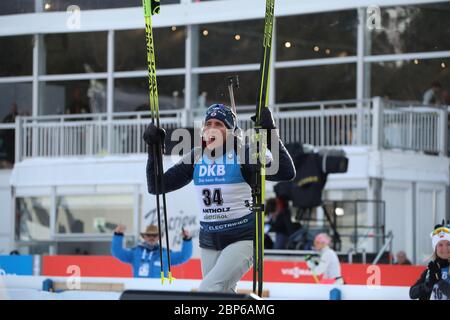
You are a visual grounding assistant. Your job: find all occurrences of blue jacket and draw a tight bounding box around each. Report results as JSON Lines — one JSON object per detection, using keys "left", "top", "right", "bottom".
{"left": 111, "top": 234, "right": 192, "bottom": 278}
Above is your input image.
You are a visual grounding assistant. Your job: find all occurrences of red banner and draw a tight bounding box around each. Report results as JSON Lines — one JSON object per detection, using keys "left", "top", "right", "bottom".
{"left": 42, "top": 256, "right": 132, "bottom": 278}
{"left": 42, "top": 256, "right": 425, "bottom": 287}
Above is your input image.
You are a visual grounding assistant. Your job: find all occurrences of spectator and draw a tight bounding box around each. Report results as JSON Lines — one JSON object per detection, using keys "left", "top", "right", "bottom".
{"left": 306, "top": 233, "right": 344, "bottom": 284}
{"left": 440, "top": 89, "right": 450, "bottom": 106}
{"left": 66, "top": 88, "right": 90, "bottom": 115}
{"left": 1, "top": 103, "right": 18, "bottom": 166}
{"left": 267, "top": 196, "right": 299, "bottom": 249}
{"left": 264, "top": 198, "right": 276, "bottom": 249}
{"left": 9, "top": 250, "right": 20, "bottom": 255}
{"left": 409, "top": 221, "right": 450, "bottom": 300}
{"left": 395, "top": 251, "right": 412, "bottom": 265}
{"left": 111, "top": 224, "right": 192, "bottom": 278}
{"left": 423, "top": 81, "right": 442, "bottom": 105}
{"left": 2, "top": 103, "right": 18, "bottom": 123}
{"left": 198, "top": 91, "right": 208, "bottom": 109}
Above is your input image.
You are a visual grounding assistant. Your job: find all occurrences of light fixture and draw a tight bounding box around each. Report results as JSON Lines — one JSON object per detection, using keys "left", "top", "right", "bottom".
{"left": 414, "top": 59, "right": 419, "bottom": 65}
{"left": 335, "top": 207, "right": 344, "bottom": 216}
{"left": 202, "top": 30, "right": 209, "bottom": 36}
{"left": 325, "top": 48, "right": 331, "bottom": 55}
{"left": 441, "top": 62, "right": 446, "bottom": 69}
{"left": 234, "top": 34, "right": 241, "bottom": 41}
{"left": 44, "top": 3, "right": 51, "bottom": 10}
{"left": 171, "top": 26, "right": 177, "bottom": 32}
{"left": 313, "top": 46, "right": 320, "bottom": 52}
{"left": 284, "top": 41, "right": 292, "bottom": 48}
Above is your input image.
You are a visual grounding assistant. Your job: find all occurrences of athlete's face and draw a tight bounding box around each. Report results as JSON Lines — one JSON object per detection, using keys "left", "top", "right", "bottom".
{"left": 436, "top": 240, "right": 450, "bottom": 260}
{"left": 203, "top": 119, "right": 227, "bottom": 150}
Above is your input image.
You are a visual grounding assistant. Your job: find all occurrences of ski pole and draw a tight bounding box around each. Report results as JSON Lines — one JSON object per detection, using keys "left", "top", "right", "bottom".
{"left": 142, "top": 0, "right": 173, "bottom": 284}
{"left": 227, "top": 75, "right": 239, "bottom": 115}
{"left": 305, "top": 255, "right": 320, "bottom": 283}
{"left": 226, "top": 75, "right": 243, "bottom": 142}
{"left": 252, "top": 0, "right": 275, "bottom": 297}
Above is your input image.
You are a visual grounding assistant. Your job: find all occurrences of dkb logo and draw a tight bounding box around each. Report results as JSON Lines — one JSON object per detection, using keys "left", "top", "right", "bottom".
{"left": 199, "top": 164, "right": 226, "bottom": 177}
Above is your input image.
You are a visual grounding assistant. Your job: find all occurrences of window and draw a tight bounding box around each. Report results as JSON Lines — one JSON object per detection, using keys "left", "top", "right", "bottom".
{"left": 17, "top": 244, "right": 52, "bottom": 255}
{"left": 371, "top": 3, "right": 450, "bottom": 55}
{"left": 277, "top": 11, "right": 357, "bottom": 61}
{"left": 42, "top": 0, "right": 179, "bottom": 11}
{"left": 0, "top": 127, "right": 15, "bottom": 169}
{"left": 16, "top": 197, "right": 51, "bottom": 241}
{"left": 0, "top": 82, "right": 31, "bottom": 167}
{"left": 40, "top": 80, "right": 106, "bottom": 115}
{"left": 0, "top": 83, "right": 32, "bottom": 119}
{"left": 56, "top": 194, "right": 134, "bottom": 235}
{"left": 0, "top": 0, "right": 34, "bottom": 16}
{"left": 0, "top": 36, "right": 33, "bottom": 76}
{"left": 323, "top": 189, "right": 368, "bottom": 202}
{"left": 56, "top": 241, "right": 115, "bottom": 255}
{"left": 115, "top": 27, "right": 186, "bottom": 71}
{"left": 322, "top": 190, "right": 382, "bottom": 252}
{"left": 114, "top": 76, "right": 185, "bottom": 112}
{"left": 198, "top": 20, "right": 263, "bottom": 66}
{"left": 197, "top": 71, "right": 259, "bottom": 109}
{"left": 276, "top": 64, "right": 356, "bottom": 103}
{"left": 370, "top": 58, "right": 450, "bottom": 102}
{"left": 44, "top": 32, "right": 107, "bottom": 74}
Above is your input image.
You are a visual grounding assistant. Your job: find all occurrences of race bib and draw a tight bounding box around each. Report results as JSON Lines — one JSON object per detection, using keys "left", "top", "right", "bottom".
{"left": 431, "top": 268, "right": 449, "bottom": 300}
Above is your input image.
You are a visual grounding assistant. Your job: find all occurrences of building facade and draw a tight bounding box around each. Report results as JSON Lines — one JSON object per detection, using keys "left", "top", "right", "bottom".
{"left": 0, "top": 0, "right": 449, "bottom": 264}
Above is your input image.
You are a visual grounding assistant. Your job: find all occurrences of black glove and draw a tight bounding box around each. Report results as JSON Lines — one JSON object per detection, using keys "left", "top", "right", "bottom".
{"left": 250, "top": 107, "right": 276, "bottom": 130}
{"left": 143, "top": 123, "right": 166, "bottom": 148}
{"left": 427, "top": 260, "right": 442, "bottom": 285}
{"left": 305, "top": 255, "right": 319, "bottom": 264}
{"left": 437, "top": 279, "right": 450, "bottom": 296}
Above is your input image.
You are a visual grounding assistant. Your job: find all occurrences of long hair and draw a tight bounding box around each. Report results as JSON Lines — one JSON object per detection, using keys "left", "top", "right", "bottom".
{"left": 431, "top": 244, "right": 450, "bottom": 263}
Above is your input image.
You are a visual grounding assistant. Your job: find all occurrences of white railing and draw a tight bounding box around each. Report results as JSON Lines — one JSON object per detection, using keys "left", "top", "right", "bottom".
{"left": 274, "top": 105, "right": 370, "bottom": 147}
{"left": 11, "top": 98, "right": 449, "bottom": 162}
{"left": 194, "top": 99, "right": 373, "bottom": 147}
{"left": 16, "top": 110, "right": 183, "bottom": 160}
{"left": 379, "top": 100, "right": 447, "bottom": 154}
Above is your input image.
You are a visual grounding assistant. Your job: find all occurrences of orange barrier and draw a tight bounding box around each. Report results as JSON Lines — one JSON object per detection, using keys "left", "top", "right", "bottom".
{"left": 42, "top": 256, "right": 425, "bottom": 287}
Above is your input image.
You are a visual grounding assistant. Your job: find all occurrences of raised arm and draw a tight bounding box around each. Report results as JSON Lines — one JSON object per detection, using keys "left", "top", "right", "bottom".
{"left": 170, "top": 233, "right": 193, "bottom": 266}
{"left": 111, "top": 225, "right": 133, "bottom": 264}
{"left": 241, "top": 107, "right": 296, "bottom": 183}
{"left": 144, "top": 124, "right": 196, "bottom": 195}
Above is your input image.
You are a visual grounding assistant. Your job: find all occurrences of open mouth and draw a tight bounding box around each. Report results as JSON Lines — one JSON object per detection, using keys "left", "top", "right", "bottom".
{"left": 206, "top": 135, "right": 217, "bottom": 145}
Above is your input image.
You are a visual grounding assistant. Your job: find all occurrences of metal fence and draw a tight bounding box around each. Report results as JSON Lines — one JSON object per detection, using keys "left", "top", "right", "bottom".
{"left": 16, "top": 111, "right": 183, "bottom": 160}
{"left": 381, "top": 100, "right": 446, "bottom": 154}
{"left": 11, "top": 98, "right": 449, "bottom": 161}
{"left": 222, "top": 99, "right": 372, "bottom": 147}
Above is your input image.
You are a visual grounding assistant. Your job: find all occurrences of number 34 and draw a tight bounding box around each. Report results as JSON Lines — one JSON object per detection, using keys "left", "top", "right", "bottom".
{"left": 202, "top": 188, "right": 224, "bottom": 206}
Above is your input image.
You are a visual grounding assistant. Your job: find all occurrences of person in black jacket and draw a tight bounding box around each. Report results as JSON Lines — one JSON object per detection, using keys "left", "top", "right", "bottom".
{"left": 143, "top": 104, "right": 296, "bottom": 292}
{"left": 410, "top": 221, "right": 450, "bottom": 300}
{"left": 267, "top": 196, "right": 299, "bottom": 249}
